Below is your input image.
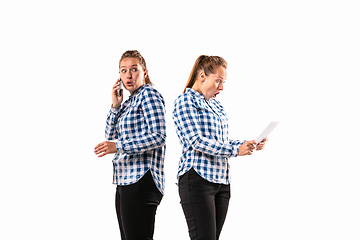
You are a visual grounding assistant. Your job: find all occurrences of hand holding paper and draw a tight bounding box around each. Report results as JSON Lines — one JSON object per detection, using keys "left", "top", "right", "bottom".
{"left": 254, "top": 121, "right": 279, "bottom": 150}
{"left": 256, "top": 137, "right": 268, "bottom": 150}
{"left": 237, "top": 122, "right": 279, "bottom": 156}
{"left": 238, "top": 140, "right": 257, "bottom": 156}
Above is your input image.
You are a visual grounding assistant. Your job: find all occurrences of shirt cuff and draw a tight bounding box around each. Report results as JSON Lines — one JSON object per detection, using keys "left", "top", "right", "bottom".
{"left": 110, "top": 105, "right": 121, "bottom": 113}
{"left": 115, "top": 141, "right": 124, "bottom": 153}
{"left": 231, "top": 145, "right": 239, "bottom": 157}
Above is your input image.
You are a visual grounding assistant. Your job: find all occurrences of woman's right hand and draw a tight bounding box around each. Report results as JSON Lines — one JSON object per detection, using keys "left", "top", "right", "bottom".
{"left": 238, "top": 140, "right": 256, "bottom": 156}
{"left": 112, "top": 79, "right": 123, "bottom": 109}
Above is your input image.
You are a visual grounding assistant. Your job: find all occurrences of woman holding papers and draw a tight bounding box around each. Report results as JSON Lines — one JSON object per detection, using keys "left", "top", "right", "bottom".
{"left": 94, "top": 50, "right": 166, "bottom": 240}
{"left": 172, "top": 55, "right": 267, "bottom": 240}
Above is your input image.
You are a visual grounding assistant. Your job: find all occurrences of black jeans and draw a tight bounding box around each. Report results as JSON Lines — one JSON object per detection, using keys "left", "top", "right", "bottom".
{"left": 179, "top": 168, "right": 231, "bottom": 240}
{"left": 115, "top": 171, "right": 163, "bottom": 240}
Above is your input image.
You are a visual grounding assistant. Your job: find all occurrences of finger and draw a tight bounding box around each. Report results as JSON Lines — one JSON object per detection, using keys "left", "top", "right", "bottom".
{"left": 97, "top": 153, "right": 107, "bottom": 158}
{"left": 248, "top": 143, "right": 255, "bottom": 150}
{"left": 94, "top": 142, "right": 106, "bottom": 150}
{"left": 257, "top": 144, "right": 265, "bottom": 150}
{"left": 94, "top": 151, "right": 102, "bottom": 156}
{"left": 113, "top": 85, "right": 120, "bottom": 93}
{"left": 113, "top": 80, "right": 121, "bottom": 89}
{"left": 249, "top": 140, "right": 256, "bottom": 148}
{"left": 94, "top": 148, "right": 105, "bottom": 155}
{"left": 97, "top": 151, "right": 108, "bottom": 158}
{"left": 94, "top": 145, "right": 108, "bottom": 155}
{"left": 99, "top": 145, "right": 109, "bottom": 153}
{"left": 94, "top": 143, "right": 103, "bottom": 152}
{"left": 95, "top": 146, "right": 110, "bottom": 156}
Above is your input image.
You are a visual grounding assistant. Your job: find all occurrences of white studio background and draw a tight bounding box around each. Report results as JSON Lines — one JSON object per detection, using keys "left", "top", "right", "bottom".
{"left": 1, "top": 0, "right": 359, "bottom": 239}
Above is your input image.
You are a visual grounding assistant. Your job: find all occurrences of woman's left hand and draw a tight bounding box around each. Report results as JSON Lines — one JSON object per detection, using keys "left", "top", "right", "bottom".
{"left": 94, "top": 141, "right": 117, "bottom": 157}
{"left": 256, "top": 137, "right": 268, "bottom": 151}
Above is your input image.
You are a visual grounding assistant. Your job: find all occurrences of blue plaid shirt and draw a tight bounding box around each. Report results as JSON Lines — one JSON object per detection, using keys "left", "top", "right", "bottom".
{"left": 172, "top": 88, "right": 245, "bottom": 185}
{"left": 105, "top": 84, "right": 166, "bottom": 194}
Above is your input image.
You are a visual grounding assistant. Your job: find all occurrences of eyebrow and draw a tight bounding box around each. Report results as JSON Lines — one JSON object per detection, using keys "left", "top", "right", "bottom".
{"left": 120, "top": 64, "right": 139, "bottom": 68}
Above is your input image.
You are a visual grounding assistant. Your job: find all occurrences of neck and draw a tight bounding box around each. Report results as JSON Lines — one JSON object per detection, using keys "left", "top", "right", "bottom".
{"left": 192, "top": 86, "right": 210, "bottom": 100}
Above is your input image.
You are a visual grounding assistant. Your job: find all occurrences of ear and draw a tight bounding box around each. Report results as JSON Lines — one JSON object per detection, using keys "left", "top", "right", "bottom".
{"left": 198, "top": 71, "right": 206, "bottom": 82}
{"left": 144, "top": 69, "right": 149, "bottom": 78}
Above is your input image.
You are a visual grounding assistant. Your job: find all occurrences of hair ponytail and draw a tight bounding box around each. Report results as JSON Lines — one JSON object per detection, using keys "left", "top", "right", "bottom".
{"left": 183, "top": 55, "right": 227, "bottom": 93}
{"left": 183, "top": 55, "right": 207, "bottom": 93}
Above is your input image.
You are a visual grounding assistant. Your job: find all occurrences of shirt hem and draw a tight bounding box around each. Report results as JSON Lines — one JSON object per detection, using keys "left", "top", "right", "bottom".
{"left": 113, "top": 169, "right": 165, "bottom": 195}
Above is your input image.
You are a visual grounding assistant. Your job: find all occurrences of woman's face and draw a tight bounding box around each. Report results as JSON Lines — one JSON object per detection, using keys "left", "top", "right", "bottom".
{"left": 119, "top": 57, "right": 148, "bottom": 94}
{"left": 200, "top": 66, "right": 227, "bottom": 100}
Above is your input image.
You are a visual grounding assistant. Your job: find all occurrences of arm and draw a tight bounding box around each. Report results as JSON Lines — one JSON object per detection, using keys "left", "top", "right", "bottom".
{"left": 94, "top": 107, "right": 122, "bottom": 158}
{"left": 104, "top": 107, "right": 121, "bottom": 140}
{"left": 105, "top": 79, "right": 124, "bottom": 140}
{"left": 229, "top": 139, "right": 246, "bottom": 147}
{"left": 94, "top": 79, "right": 123, "bottom": 158}
{"left": 173, "top": 95, "right": 238, "bottom": 158}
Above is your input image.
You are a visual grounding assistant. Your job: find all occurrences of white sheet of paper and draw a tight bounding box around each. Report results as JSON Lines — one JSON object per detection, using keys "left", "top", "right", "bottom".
{"left": 255, "top": 121, "right": 280, "bottom": 143}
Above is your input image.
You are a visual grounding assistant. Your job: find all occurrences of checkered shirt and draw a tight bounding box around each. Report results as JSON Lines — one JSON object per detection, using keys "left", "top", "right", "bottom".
{"left": 172, "top": 88, "right": 245, "bottom": 185}
{"left": 105, "top": 84, "right": 166, "bottom": 194}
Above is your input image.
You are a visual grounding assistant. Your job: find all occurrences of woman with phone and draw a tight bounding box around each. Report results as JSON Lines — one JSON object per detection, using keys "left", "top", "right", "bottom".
{"left": 94, "top": 50, "right": 166, "bottom": 240}
{"left": 172, "top": 55, "right": 267, "bottom": 240}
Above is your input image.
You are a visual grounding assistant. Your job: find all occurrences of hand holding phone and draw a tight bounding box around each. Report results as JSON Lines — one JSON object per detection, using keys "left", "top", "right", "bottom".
{"left": 112, "top": 77, "right": 123, "bottom": 109}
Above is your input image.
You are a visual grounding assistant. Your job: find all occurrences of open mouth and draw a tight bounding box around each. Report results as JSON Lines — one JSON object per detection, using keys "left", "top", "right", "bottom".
{"left": 126, "top": 81, "right": 134, "bottom": 86}
{"left": 213, "top": 92, "right": 220, "bottom": 98}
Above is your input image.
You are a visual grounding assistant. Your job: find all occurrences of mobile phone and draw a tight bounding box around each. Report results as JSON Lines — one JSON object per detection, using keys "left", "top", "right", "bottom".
{"left": 118, "top": 75, "right": 122, "bottom": 96}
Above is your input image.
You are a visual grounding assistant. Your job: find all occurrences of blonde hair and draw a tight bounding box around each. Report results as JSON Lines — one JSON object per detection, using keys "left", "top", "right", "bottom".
{"left": 119, "top": 50, "right": 152, "bottom": 84}
{"left": 183, "top": 55, "right": 227, "bottom": 93}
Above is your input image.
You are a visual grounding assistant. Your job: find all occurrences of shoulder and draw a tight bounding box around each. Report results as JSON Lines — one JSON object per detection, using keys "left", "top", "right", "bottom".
{"left": 173, "top": 91, "right": 196, "bottom": 110}
{"left": 174, "top": 88, "right": 203, "bottom": 106}
{"left": 140, "top": 84, "right": 165, "bottom": 103}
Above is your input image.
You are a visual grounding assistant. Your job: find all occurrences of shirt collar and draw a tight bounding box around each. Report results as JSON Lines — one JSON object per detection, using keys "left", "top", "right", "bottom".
{"left": 185, "top": 88, "right": 216, "bottom": 102}
{"left": 130, "top": 84, "right": 151, "bottom": 98}
{"left": 185, "top": 88, "right": 206, "bottom": 100}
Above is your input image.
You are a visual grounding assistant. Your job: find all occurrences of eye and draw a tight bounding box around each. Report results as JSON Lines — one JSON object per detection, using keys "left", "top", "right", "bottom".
{"left": 131, "top": 68, "right": 138, "bottom": 72}
{"left": 121, "top": 69, "right": 126, "bottom": 73}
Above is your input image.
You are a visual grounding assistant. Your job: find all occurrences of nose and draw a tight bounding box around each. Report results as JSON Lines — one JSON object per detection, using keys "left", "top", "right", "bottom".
{"left": 218, "top": 82, "right": 224, "bottom": 91}
{"left": 126, "top": 71, "right": 132, "bottom": 79}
